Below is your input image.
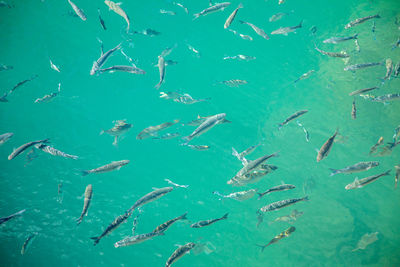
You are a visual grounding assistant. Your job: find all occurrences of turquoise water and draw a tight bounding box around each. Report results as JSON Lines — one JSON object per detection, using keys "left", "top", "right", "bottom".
{"left": 1, "top": 0, "right": 400, "bottom": 266}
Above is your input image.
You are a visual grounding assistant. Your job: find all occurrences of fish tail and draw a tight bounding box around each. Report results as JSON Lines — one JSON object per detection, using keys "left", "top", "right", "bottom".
{"left": 90, "top": 236, "right": 100, "bottom": 246}
{"left": 239, "top": 20, "right": 246, "bottom": 24}
{"left": 213, "top": 191, "right": 225, "bottom": 199}
{"left": 375, "top": 14, "right": 381, "bottom": 18}
{"left": 271, "top": 151, "right": 280, "bottom": 158}
{"left": 278, "top": 123, "right": 283, "bottom": 130}
{"left": 303, "top": 196, "right": 310, "bottom": 201}
{"left": 81, "top": 170, "right": 90, "bottom": 176}
{"left": 113, "top": 136, "right": 118, "bottom": 146}
{"left": 238, "top": 3, "right": 243, "bottom": 8}
{"left": 328, "top": 168, "right": 338, "bottom": 176}
{"left": 193, "top": 13, "right": 200, "bottom": 20}
{"left": 297, "top": 20, "right": 303, "bottom": 28}
{"left": 384, "top": 169, "right": 391, "bottom": 176}
{"left": 69, "top": 155, "right": 79, "bottom": 160}
{"left": 257, "top": 193, "right": 264, "bottom": 200}
{"left": 76, "top": 217, "right": 82, "bottom": 225}
{"left": 255, "top": 244, "right": 267, "bottom": 252}
{"left": 221, "top": 213, "right": 229, "bottom": 220}
{"left": 42, "top": 138, "right": 50, "bottom": 144}
{"left": 154, "top": 81, "right": 162, "bottom": 89}
{"left": 180, "top": 212, "right": 188, "bottom": 220}
{"left": 353, "top": 33, "right": 358, "bottom": 39}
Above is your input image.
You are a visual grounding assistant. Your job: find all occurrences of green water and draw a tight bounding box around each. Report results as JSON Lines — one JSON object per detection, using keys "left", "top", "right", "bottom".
{"left": 1, "top": 0, "right": 400, "bottom": 266}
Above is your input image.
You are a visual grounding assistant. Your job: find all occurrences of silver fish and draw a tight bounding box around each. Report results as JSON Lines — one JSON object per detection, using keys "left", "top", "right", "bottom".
{"left": 395, "top": 165, "right": 400, "bottom": 189}
{"left": 224, "top": 3, "right": 242, "bottom": 29}
{"left": 0, "top": 209, "right": 26, "bottom": 225}
{"left": 228, "top": 28, "right": 253, "bottom": 41}
{"left": 134, "top": 28, "right": 161, "bottom": 37}
{"left": 166, "top": 243, "right": 196, "bottom": 267}
{"left": 349, "top": 87, "right": 379, "bottom": 96}
{"left": 0, "top": 132, "right": 13, "bottom": 145}
{"left": 329, "top": 161, "right": 379, "bottom": 176}
{"left": 152, "top": 212, "right": 187, "bottom": 233}
{"left": 351, "top": 99, "right": 357, "bottom": 119}
{"left": 174, "top": 94, "right": 210, "bottom": 105}
{"left": 173, "top": 2, "right": 189, "bottom": 14}
{"left": 278, "top": 110, "right": 308, "bottom": 129}
{"left": 259, "top": 196, "right": 309, "bottom": 212}
{"left": 155, "top": 55, "right": 165, "bottom": 89}
{"left": 257, "top": 184, "right": 296, "bottom": 200}
{"left": 137, "top": 120, "right": 179, "bottom": 140}
{"left": 345, "top": 170, "right": 391, "bottom": 190}
{"left": 183, "top": 113, "right": 226, "bottom": 143}
{"left": 269, "top": 12, "right": 288, "bottom": 22}
{"left": 114, "top": 231, "right": 163, "bottom": 248}
{"left": 90, "top": 43, "right": 121, "bottom": 75}
{"left": 234, "top": 152, "right": 279, "bottom": 179}
{"left": 76, "top": 184, "right": 93, "bottom": 225}
{"left": 49, "top": 59, "right": 60, "bottom": 72}
{"left": 68, "top": 0, "right": 86, "bottom": 21}
{"left": 220, "top": 79, "right": 248, "bottom": 87}
{"left": 191, "top": 213, "right": 228, "bottom": 228}
{"left": 223, "top": 54, "right": 256, "bottom": 61}
{"left": 383, "top": 58, "right": 393, "bottom": 80}
{"left": 344, "top": 61, "right": 383, "bottom": 71}
{"left": 99, "top": 65, "right": 145, "bottom": 74}
{"left": 345, "top": 14, "right": 380, "bottom": 29}
{"left": 35, "top": 143, "right": 78, "bottom": 160}
{"left": 213, "top": 189, "right": 256, "bottom": 201}
{"left": 393, "top": 61, "right": 400, "bottom": 76}
{"left": 317, "top": 129, "right": 338, "bottom": 162}
{"left": 8, "top": 139, "right": 49, "bottom": 160}
{"left": 294, "top": 70, "right": 314, "bottom": 83}
{"left": 239, "top": 20, "right": 269, "bottom": 40}
{"left": 187, "top": 144, "right": 210, "bottom": 151}
{"left": 315, "top": 45, "right": 349, "bottom": 58}
{"left": 271, "top": 21, "right": 302, "bottom": 36}
{"left": 100, "top": 120, "right": 132, "bottom": 146}
{"left": 193, "top": 2, "right": 231, "bottom": 20}
{"left": 81, "top": 160, "right": 129, "bottom": 176}
{"left": 21, "top": 232, "right": 38, "bottom": 255}
{"left": 35, "top": 83, "right": 61, "bottom": 103}
{"left": 104, "top": 1, "right": 130, "bottom": 32}
{"left": 153, "top": 133, "right": 180, "bottom": 140}
{"left": 164, "top": 178, "right": 189, "bottom": 188}
{"left": 352, "top": 232, "right": 379, "bottom": 252}
{"left": 323, "top": 34, "right": 358, "bottom": 44}
{"left": 370, "top": 93, "right": 400, "bottom": 102}
{"left": 91, "top": 211, "right": 131, "bottom": 246}
{"left": 160, "top": 9, "right": 176, "bottom": 15}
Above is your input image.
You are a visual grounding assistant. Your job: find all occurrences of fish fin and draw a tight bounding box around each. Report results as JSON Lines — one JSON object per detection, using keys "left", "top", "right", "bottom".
{"left": 278, "top": 123, "right": 283, "bottom": 130}
{"left": 232, "top": 147, "right": 239, "bottom": 158}
{"left": 90, "top": 236, "right": 100, "bottom": 246}
{"left": 239, "top": 20, "right": 246, "bottom": 24}
{"left": 81, "top": 170, "right": 90, "bottom": 176}
{"left": 328, "top": 168, "right": 338, "bottom": 176}
{"left": 180, "top": 212, "right": 188, "bottom": 220}
{"left": 222, "top": 118, "right": 231, "bottom": 123}
{"left": 221, "top": 213, "right": 229, "bottom": 220}
{"left": 257, "top": 193, "right": 264, "bottom": 200}
{"left": 193, "top": 14, "right": 200, "bottom": 20}
{"left": 76, "top": 217, "right": 82, "bottom": 225}
{"left": 353, "top": 33, "right": 358, "bottom": 39}
{"left": 99, "top": 130, "right": 105, "bottom": 135}
{"left": 113, "top": 136, "right": 118, "bottom": 146}
{"left": 297, "top": 20, "right": 303, "bottom": 28}
{"left": 255, "top": 244, "right": 267, "bottom": 252}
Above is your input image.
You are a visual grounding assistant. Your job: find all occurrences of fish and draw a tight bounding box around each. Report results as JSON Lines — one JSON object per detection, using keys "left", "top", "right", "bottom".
{"left": 224, "top": 3, "right": 242, "bottom": 29}
{"left": 183, "top": 113, "right": 226, "bottom": 143}
{"left": 352, "top": 232, "right": 379, "bottom": 252}
{"left": 91, "top": 187, "right": 173, "bottom": 245}
{"left": 81, "top": 160, "right": 129, "bottom": 176}
{"left": 233, "top": 152, "right": 279, "bottom": 179}
{"left": 0, "top": 132, "right": 13, "bottom": 145}
{"left": 270, "top": 209, "right": 303, "bottom": 224}
{"left": 187, "top": 44, "right": 201, "bottom": 57}
{"left": 316, "top": 129, "right": 338, "bottom": 162}
{"left": 348, "top": 86, "right": 379, "bottom": 96}
{"left": 21, "top": 233, "right": 38, "bottom": 255}
{"left": 345, "top": 170, "right": 391, "bottom": 190}
{"left": 369, "top": 137, "right": 384, "bottom": 155}
{"left": 160, "top": 91, "right": 182, "bottom": 100}
{"left": 153, "top": 133, "right": 180, "bottom": 140}
{"left": 0, "top": 209, "right": 26, "bottom": 225}
{"left": 155, "top": 55, "right": 166, "bottom": 89}
{"left": 220, "top": 79, "right": 248, "bottom": 87}
{"left": 323, "top": 34, "right": 358, "bottom": 44}
{"left": 35, "top": 83, "right": 61, "bottom": 103}
{"left": 257, "top": 184, "right": 296, "bottom": 200}
{"left": 174, "top": 94, "right": 210, "bottom": 105}
{"left": 0, "top": 63, "right": 13, "bottom": 71}
{"left": 152, "top": 212, "right": 187, "bottom": 233}
{"left": 173, "top": 2, "right": 189, "bottom": 14}
{"left": 294, "top": 70, "right": 314, "bottom": 83}
{"left": 345, "top": 14, "right": 380, "bottom": 29}
{"left": 76, "top": 184, "right": 93, "bottom": 225}
{"left": 256, "top": 226, "right": 295, "bottom": 252}
{"left": 8, "top": 139, "right": 49, "bottom": 160}
{"left": 395, "top": 165, "right": 400, "bottom": 189}
{"left": 1, "top": 75, "right": 38, "bottom": 102}
{"left": 259, "top": 196, "right": 309, "bottom": 213}
{"left": 191, "top": 213, "right": 228, "bottom": 228}
{"left": 278, "top": 110, "right": 308, "bottom": 129}
{"left": 228, "top": 29, "right": 253, "bottom": 40}
{"left": 256, "top": 211, "right": 264, "bottom": 228}
{"left": 351, "top": 99, "right": 357, "bottom": 119}
{"left": 394, "top": 61, "right": 400, "bottom": 76}
{"left": 137, "top": 120, "right": 179, "bottom": 140}
{"left": 114, "top": 231, "right": 163, "bottom": 248}
{"left": 50, "top": 59, "right": 60, "bottom": 72}
{"left": 134, "top": 28, "right": 161, "bottom": 37}
{"left": 354, "top": 39, "right": 361, "bottom": 52}
{"left": 160, "top": 9, "right": 176, "bottom": 15}
{"left": 239, "top": 20, "right": 269, "bottom": 40}
{"left": 90, "top": 43, "right": 121, "bottom": 75}
{"left": 164, "top": 178, "right": 189, "bottom": 188}
{"left": 104, "top": 0, "right": 130, "bottom": 32}
{"left": 382, "top": 59, "right": 393, "bottom": 80}
{"left": 271, "top": 21, "right": 302, "bottom": 36}
{"left": 193, "top": 2, "right": 231, "bottom": 20}
{"left": 269, "top": 12, "right": 288, "bottom": 22}
{"left": 35, "top": 143, "right": 78, "bottom": 159}
{"left": 329, "top": 161, "right": 379, "bottom": 176}
{"left": 57, "top": 182, "right": 63, "bottom": 204}
{"left": 314, "top": 45, "right": 349, "bottom": 58}
{"left": 68, "top": 0, "right": 86, "bottom": 21}
{"left": 98, "top": 8, "right": 106, "bottom": 30}
{"left": 344, "top": 62, "right": 383, "bottom": 71}
{"left": 393, "top": 126, "right": 400, "bottom": 142}
{"left": 100, "top": 120, "right": 132, "bottom": 146}
{"left": 228, "top": 165, "right": 278, "bottom": 186}
{"left": 223, "top": 55, "right": 256, "bottom": 61}
{"left": 393, "top": 38, "right": 400, "bottom": 50}
{"left": 166, "top": 242, "right": 196, "bottom": 267}
{"left": 131, "top": 209, "right": 141, "bottom": 234}
{"left": 296, "top": 121, "right": 310, "bottom": 142}
{"left": 187, "top": 144, "right": 211, "bottom": 151}
{"left": 232, "top": 144, "right": 260, "bottom": 165}
{"left": 99, "top": 65, "right": 146, "bottom": 74}
{"left": 310, "top": 25, "right": 317, "bottom": 35}
{"left": 370, "top": 93, "right": 400, "bottom": 102}
{"left": 213, "top": 189, "right": 256, "bottom": 201}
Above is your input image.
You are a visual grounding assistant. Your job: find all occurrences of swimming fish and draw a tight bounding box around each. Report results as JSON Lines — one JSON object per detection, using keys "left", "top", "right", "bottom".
{"left": 345, "top": 14, "right": 380, "bottom": 29}
{"left": 164, "top": 178, "right": 189, "bottom": 188}
{"left": 155, "top": 55, "right": 165, "bottom": 89}
{"left": 232, "top": 144, "right": 260, "bottom": 165}
{"left": 256, "top": 226, "right": 295, "bottom": 252}
{"left": 220, "top": 79, "right": 248, "bottom": 87}
{"left": 345, "top": 170, "right": 391, "bottom": 190}
{"left": 224, "top": 3, "right": 242, "bottom": 29}
{"left": 323, "top": 34, "right": 358, "bottom": 44}
{"left": 370, "top": 93, "right": 400, "bottom": 102}
{"left": 0, "top": 209, "right": 26, "bottom": 225}
{"left": 173, "top": 2, "right": 189, "bottom": 14}
{"left": 114, "top": 231, "right": 163, "bottom": 248}
{"left": 191, "top": 213, "right": 228, "bottom": 228}
{"left": 270, "top": 209, "right": 303, "bottom": 224}
{"left": 152, "top": 212, "right": 187, "bottom": 234}
{"left": 0, "top": 132, "right": 13, "bottom": 145}
{"left": 160, "top": 9, "right": 176, "bottom": 16}
{"left": 153, "top": 133, "right": 180, "bottom": 140}
{"left": 228, "top": 28, "right": 253, "bottom": 41}
{"left": 68, "top": 0, "right": 86, "bottom": 21}
{"left": 344, "top": 62, "right": 383, "bottom": 71}
{"left": 81, "top": 160, "right": 129, "bottom": 176}
{"left": 183, "top": 113, "right": 226, "bottom": 143}
{"left": 369, "top": 137, "right": 384, "bottom": 155}
{"left": 193, "top": 2, "right": 231, "bottom": 20}
{"left": 90, "top": 43, "right": 121, "bottom": 75}
{"left": 329, "top": 161, "right": 379, "bottom": 176}
{"left": 348, "top": 86, "right": 379, "bottom": 96}
{"left": 49, "top": 59, "right": 60, "bottom": 72}
{"left": 233, "top": 152, "right": 279, "bottom": 179}
{"left": 260, "top": 197, "right": 309, "bottom": 213}
{"left": 76, "top": 184, "right": 93, "bottom": 225}
{"left": 314, "top": 45, "right": 349, "bottom": 58}
{"left": 187, "top": 144, "right": 211, "bottom": 151}
{"left": 0, "top": 63, "right": 13, "bottom": 71}
{"left": 8, "top": 139, "right": 49, "bottom": 160}
{"left": 383, "top": 58, "right": 393, "bottom": 80}
{"left": 278, "top": 110, "right": 308, "bottom": 129}
{"left": 187, "top": 44, "right": 201, "bottom": 57}
{"left": 174, "top": 94, "right": 210, "bottom": 105}
{"left": 1, "top": 75, "right": 38, "bottom": 102}
{"left": 271, "top": 21, "right": 302, "bottom": 35}
{"left": 21, "top": 232, "right": 38, "bottom": 255}
{"left": 269, "top": 12, "right": 288, "bottom": 22}
{"left": 394, "top": 62, "right": 400, "bottom": 76}
{"left": 35, "top": 83, "right": 61, "bottom": 103}
{"left": 351, "top": 99, "right": 357, "bottom": 119}
{"left": 98, "top": 8, "right": 106, "bottom": 30}
{"left": 57, "top": 182, "right": 63, "bottom": 204}
{"left": 104, "top": 0, "right": 130, "bottom": 32}
{"left": 352, "top": 232, "right": 378, "bottom": 252}
{"left": 223, "top": 55, "right": 256, "bottom": 61}
{"left": 165, "top": 242, "right": 196, "bottom": 267}
{"left": 395, "top": 165, "right": 400, "bottom": 189}
{"left": 316, "top": 129, "right": 338, "bottom": 162}
{"left": 296, "top": 121, "right": 310, "bottom": 142}
{"left": 137, "top": 120, "right": 179, "bottom": 140}
{"left": 128, "top": 187, "right": 174, "bottom": 213}
{"left": 100, "top": 119, "right": 132, "bottom": 146}
{"left": 257, "top": 184, "right": 296, "bottom": 200}
{"left": 99, "top": 65, "right": 146, "bottom": 74}
{"left": 239, "top": 20, "right": 269, "bottom": 40}
{"left": 213, "top": 189, "right": 256, "bottom": 201}
{"left": 35, "top": 143, "right": 78, "bottom": 160}
{"left": 294, "top": 70, "right": 314, "bottom": 83}
{"left": 134, "top": 28, "right": 161, "bottom": 37}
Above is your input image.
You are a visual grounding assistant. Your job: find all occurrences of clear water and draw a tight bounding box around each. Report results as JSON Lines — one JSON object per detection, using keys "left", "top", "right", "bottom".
{"left": 1, "top": 0, "right": 400, "bottom": 266}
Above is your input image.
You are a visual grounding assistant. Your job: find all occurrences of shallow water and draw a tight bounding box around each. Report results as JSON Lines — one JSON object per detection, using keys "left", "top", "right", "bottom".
{"left": 1, "top": 0, "right": 400, "bottom": 266}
